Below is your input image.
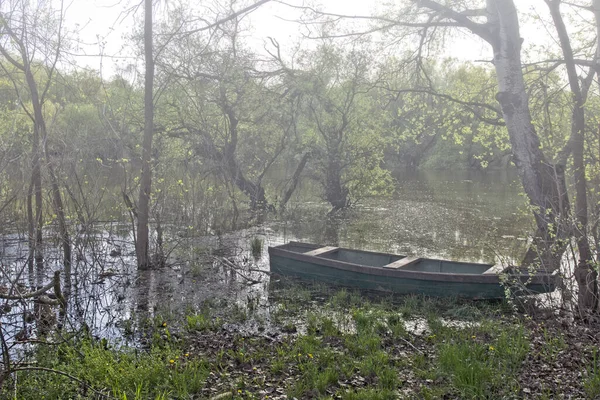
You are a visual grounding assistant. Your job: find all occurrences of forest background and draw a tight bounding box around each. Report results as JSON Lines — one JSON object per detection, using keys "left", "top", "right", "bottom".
{"left": 2, "top": 0, "right": 600, "bottom": 397}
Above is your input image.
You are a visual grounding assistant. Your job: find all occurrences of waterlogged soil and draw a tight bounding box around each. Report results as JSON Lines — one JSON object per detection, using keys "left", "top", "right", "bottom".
{"left": 155, "top": 301, "right": 600, "bottom": 400}
{"left": 185, "top": 329, "right": 436, "bottom": 399}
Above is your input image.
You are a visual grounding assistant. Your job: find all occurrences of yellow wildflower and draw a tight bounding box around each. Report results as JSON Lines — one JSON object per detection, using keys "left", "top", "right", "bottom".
{"left": 162, "top": 322, "right": 167, "bottom": 327}
{"left": 489, "top": 346, "right": 495, "bottom": 351}
{"left": 308, "top": 353, "right": 313, "bottom": 358}
{"left": 169, "top": 359, "right": 175, "bottom": 364}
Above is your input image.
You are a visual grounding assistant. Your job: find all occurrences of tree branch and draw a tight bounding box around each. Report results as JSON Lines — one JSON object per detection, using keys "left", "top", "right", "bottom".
{"left": 177, "top": 0, "right": 272, "bottom": 37}
{"left": 417, "top": 0, "right": 493, "bottom": 43}
{"left": 0, "top": 274, "right": 57, "bottom": 300}
{"left": 383, "top": 86, "right": 505, "bottom": 126}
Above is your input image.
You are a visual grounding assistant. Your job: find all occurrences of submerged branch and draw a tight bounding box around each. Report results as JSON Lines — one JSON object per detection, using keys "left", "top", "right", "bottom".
{"left": 0, "top": 275, "right": 57, "bottom": 300}
{"left": 215, "top": 257, "right": 272, "bottom": 285}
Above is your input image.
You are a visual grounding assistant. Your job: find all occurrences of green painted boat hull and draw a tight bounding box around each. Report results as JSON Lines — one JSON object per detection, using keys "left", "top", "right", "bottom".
{"left": 269, "top": 243, "right": 557, "bottom": 300}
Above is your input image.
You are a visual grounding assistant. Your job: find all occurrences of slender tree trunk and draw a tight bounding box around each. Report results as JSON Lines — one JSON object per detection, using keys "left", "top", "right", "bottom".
{"left": 44, "top": 146, "right": 71, "bottom": 293}
{"left": 136, "top": 0, "right": 155, "bottom": 270}
{"left": 594, "top": 0, "right": 600, "bottom": 312}
{"left": 27, "top": 66, "right": 72, "bottom": 292}
{"left": 0, "top": 4, "right": 71, "bottom": 290}
{"left": 547, "top": 0, "right": 597, "bottom": 311}
{"left": 26, "top": 176, "right": 34, "bottom": 285}
{"left": 24, "top": 68, "right": 45, "bottom": 285}
{"left": 24, "top": 60, "right": 72, "bottom": 290}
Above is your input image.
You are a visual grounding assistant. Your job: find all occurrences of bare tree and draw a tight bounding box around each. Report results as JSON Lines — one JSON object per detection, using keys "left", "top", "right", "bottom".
{"left": 134, "top": 0, "right": 273, "bottom": 268}
{"left": 135, "top": 0, "right": 155, "bottom": 270}
{"left": 544, "top": 0, "right": 598, "bottom": 311}
{"left": 0, "top": 0, "right": 71, "bottom": 288}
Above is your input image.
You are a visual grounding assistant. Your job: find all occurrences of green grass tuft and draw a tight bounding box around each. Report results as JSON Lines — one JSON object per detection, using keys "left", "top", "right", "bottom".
{"left": 250, "top": 237, "right": 263, "bottom": 258}
{"left": 10, "top": 340, "right": 208, "bottom": 399}
{"left": 584, "top": 347, "right": 600, "bottom": 399}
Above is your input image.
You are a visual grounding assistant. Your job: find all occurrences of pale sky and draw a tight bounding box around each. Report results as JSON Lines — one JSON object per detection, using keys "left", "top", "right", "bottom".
{"left": 66, "top": 0, "right": 376, "bottom": 75}
{"left": 62, "top": 0, "right": 569, "bottom": 77}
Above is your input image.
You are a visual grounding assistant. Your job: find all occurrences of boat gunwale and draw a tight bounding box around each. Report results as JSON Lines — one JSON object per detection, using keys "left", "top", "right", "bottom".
{"left": 269, "top": 242, "right": 556, "bottom": 285}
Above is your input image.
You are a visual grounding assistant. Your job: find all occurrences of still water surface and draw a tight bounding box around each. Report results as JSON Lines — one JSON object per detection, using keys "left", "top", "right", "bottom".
{"left": 1, "top": 170, "right": 533, "bottom": 341}
{"left": 274, "top": 169, "right": 531, "bottom": 262}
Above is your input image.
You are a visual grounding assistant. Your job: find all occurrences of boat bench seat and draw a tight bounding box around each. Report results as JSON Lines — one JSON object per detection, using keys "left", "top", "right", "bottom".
{"left": 304, "top": 246, "right": 338, "bottom": 256}
{"left": 383, "top": 257, "right": 421, "bottom": 269}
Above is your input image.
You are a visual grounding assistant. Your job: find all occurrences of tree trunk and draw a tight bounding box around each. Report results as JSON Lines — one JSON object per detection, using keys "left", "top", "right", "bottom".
{"left": 280, "top": 152, "right": 311, "bottom": 211}
{"left": 24, "top": 60, "right": 71, "bottom": 290}
{"left": 22, "top": 64, "right": 46, "bottom": 286}
{"left": 26, "top": 176, "right": 35, "bottom": 285}
{"left": 547, "top": 0, "right": 597, "bottom": 311}
{"left": 230, "top": 166, "right": 267, "bottom": 210}
{"left": 44, "top": 146, "right": 71, "bottom": 293}
{"left": 136, "top": 0, "right": 155, "bottom": 270}
{"left": 31, "top": 115, "right": 44, "bottom": 281}
{"left": 488, "top": 0, "right": 570, "bottom": 271}
{"left": 325, "top": 151, "right": 348, "bottom": 211}
{"left": 222, "top": 106, "right": 269, "bottom": 211}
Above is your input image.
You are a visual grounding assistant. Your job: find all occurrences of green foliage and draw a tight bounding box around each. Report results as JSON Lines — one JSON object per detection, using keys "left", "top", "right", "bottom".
{"left": 250, "top": 237, "right": 263, "bottom": 259}
{"left": 584, "top": 347, "right": 600, "bottom": 399}
{"left": 383, "top": 61, "right": 511, "bottom": 170}
{"left": 436, "top": 322, "right": 528, "bottom": 398}
{"left": 340, "top": 388, "right": 397, "bottom": 400}
{"left": 8, "top": 340, "right": 208, "bottom": 399}
{"left": 539, "top": 327, "right": 567, "bottom": 362}
{"left": 186, "top": 312, "right": 222, "bottom": 332}
{"left": 291, "top": 43, "right": 395, "bottom": 208}
{"left": 6, "top": 283, "right": 552, "bottom": 400}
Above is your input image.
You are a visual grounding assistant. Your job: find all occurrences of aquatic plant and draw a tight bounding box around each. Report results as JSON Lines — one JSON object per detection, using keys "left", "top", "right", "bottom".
{"left": 250, "top": 237, "right": 263, "bottom": 259}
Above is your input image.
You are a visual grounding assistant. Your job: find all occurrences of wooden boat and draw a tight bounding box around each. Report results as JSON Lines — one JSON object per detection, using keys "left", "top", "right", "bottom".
{"left": 268, "top": 242, "right": 557, "bottom": 299}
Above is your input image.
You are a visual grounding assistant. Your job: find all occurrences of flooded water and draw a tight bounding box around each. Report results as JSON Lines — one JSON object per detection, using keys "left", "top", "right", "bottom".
{"left": 273, "top": 169, "right": 530, "bottom": 262}
{"left": 0, "top": 169, "right": 532, "bottom": 344}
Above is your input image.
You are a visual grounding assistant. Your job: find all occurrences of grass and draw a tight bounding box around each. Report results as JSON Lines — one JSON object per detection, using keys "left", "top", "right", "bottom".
{"left": 11, "top": 340, "right": 209, "bottom": 399}
{"left": 585, "top": 347, "right": 600, "bottom": 398}
{"left": 3, "top": 286, "right": 568, "bottom": 399}
{"left": 250, "top": 237, "right": 263, "bottom": 259}
{"left": 341, "top": 388, "right": 398, "bottom": 400}
{"left": 539, "top": 326, "right": 567, "bottom": 362}
{"left": 186, "top": 312, "right": 223, "bottom": 331}
{"left": 433, "top": 320, "right": 529, "bottom": 398}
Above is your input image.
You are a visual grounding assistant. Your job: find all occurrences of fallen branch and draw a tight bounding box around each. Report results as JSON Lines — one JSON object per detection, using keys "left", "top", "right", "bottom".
{"left": 0, "top": 277, "right": 56, "bottom": 300}
{"left": 209, "top": 392, "right": 233, "bottom": 400}
{"left": 215, "top": 257, "right": 272, "bottom": 284}
{"left": 399, "top": 336, "right": 424, "bottom": 354}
